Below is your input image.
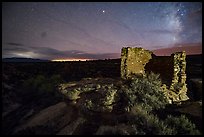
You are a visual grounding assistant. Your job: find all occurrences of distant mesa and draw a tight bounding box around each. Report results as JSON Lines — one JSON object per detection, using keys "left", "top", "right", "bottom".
{"left": 2, "top": 57, "right": 51, "bottom": 62}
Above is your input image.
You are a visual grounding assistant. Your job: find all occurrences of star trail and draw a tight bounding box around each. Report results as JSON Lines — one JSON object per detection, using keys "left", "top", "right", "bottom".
{"left": 2, "top": 2, "right": 202, "bottom": 60}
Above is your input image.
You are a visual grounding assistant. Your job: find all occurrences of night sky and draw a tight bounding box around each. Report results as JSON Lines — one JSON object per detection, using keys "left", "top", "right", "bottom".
{"left": 2, "top": 2, "right": 202, "bottom": 61}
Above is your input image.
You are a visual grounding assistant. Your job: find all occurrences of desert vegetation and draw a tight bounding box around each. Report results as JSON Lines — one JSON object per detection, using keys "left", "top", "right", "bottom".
{"left": 58, "top": 72, "right": 201, "bottom": 135}
{"left": 2, "top": 58, "right": 202, "bottom": 135}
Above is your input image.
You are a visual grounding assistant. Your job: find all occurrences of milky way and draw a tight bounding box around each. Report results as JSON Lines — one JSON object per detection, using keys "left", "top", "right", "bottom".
{"left": 2, "top": 2, "right": 202, "bottom": 60}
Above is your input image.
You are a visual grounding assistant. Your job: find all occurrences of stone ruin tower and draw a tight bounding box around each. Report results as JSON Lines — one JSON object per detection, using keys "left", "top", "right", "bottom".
{"left": 121, "top": 47, "right": 189, "bottom": 104}
{"left": 121, "top": 47, "right": 152, "bottom": 78}
{"left": 168, "top": 51, "right": 189, "bottom": 102}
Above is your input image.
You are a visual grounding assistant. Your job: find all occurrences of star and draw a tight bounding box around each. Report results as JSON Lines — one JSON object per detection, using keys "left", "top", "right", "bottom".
{"left": 31, "top": 8, "right": 34, "bottom": 12}
{"left": 173, "top": 37, "right": 176, "bottom": 41}
{"left": 102, "top": 10, "right": 105, "bottom": 13}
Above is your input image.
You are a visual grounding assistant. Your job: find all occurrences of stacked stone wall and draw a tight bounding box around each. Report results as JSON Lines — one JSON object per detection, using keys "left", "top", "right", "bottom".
{"left": 121, "top": 47, "right": 189, "bottom": 103}
{"left": 121, "top": 47, "right": 152, "bottom": 79}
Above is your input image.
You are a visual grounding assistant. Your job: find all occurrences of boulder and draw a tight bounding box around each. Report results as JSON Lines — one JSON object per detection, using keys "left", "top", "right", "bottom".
{"left": 14, "top": 102, "right": 76, "bottom": 134}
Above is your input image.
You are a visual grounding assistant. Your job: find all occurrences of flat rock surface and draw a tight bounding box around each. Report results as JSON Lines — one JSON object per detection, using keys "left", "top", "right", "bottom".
{"left": 14, "top": 102, "right": 78, "bottom": 134}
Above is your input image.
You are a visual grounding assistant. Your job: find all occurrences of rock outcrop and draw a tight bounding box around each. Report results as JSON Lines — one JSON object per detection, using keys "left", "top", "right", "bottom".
{"left": 14, "top": 102, "right": 77, "bottom": 134}
{"left": 58, "top": 78, "right": 121, "bottom": 113}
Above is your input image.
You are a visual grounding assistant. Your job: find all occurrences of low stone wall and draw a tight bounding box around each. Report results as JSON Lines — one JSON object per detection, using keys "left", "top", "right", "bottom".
{"left": 121, "top": 47, "right": 189, "bottom": 103}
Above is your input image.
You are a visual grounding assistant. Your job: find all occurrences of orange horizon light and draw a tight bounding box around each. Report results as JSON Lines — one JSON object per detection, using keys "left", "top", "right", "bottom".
{"left": 51, "top": 58, "right": 92, "bottom": 62}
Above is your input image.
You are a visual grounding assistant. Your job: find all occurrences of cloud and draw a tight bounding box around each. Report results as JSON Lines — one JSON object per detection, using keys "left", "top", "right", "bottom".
{"left": 2, "top": 44, "right": 120, "bottom": 60}
{"left": 153, "top": 42, "right": 202, "bottom": 55}
{"left": 6, "top": 42, "right": 24, "bottom": 46}
{"left": 41, "top": 32, "right": 47, "bottom": 38}
{"left": 146, "top": 29, "right": 175, "bottom": 34}
{"left": 3, "top": 43, "right": 28, "bottom": 52}
{"left": 39, "top": 47, "right": 120, "bottom": 60}
{"left": 188, "top": 8, "right": 202, "bottom": 18}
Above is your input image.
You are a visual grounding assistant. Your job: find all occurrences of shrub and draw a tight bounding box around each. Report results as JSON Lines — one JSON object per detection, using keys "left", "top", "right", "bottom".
{"left": 126, "top": 105, "right": 175, "bottom": 135}
{"left": 21, "top": 74, "right": 63, "bottom": 100}
{"left": 56, "top": 77, "right": 201, "bottom": 135}
{"left": 121, "top": 72, "right": 168, "bottom": 112}
{"left": 96, "top": 105, "right": 200, "bottom": 135}
{"left": 164, "top": 115, "right": 201, "bottom": 135}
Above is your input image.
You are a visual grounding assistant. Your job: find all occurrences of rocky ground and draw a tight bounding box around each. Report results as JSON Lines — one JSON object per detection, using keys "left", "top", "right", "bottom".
{"left": 3, "top": 101, "right": 202, "bottom": 135}
{"left": 2, "top": 77, "right": 202, "bottom": 135}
